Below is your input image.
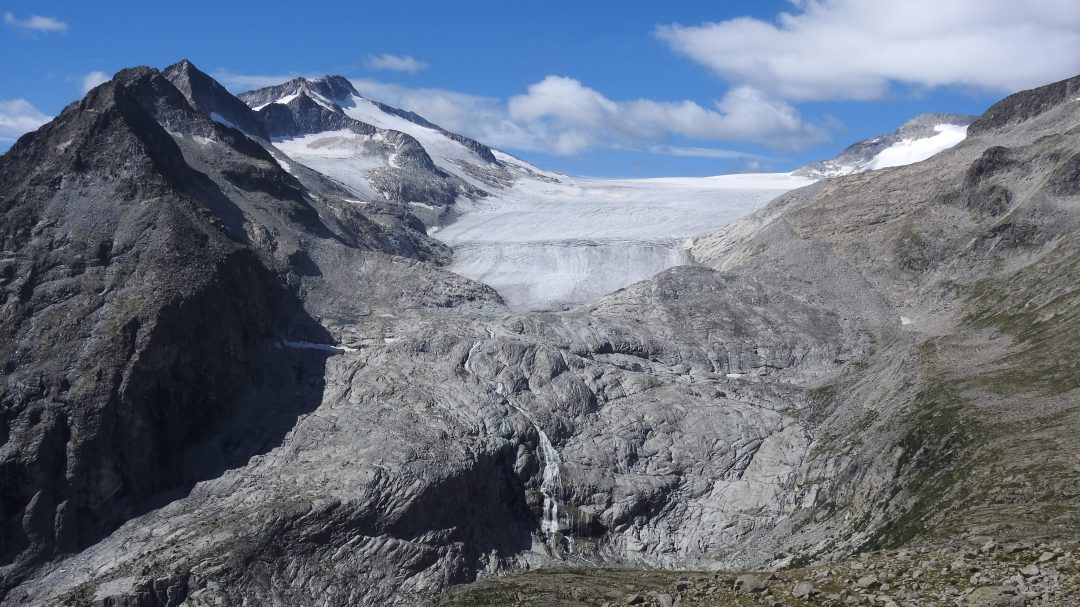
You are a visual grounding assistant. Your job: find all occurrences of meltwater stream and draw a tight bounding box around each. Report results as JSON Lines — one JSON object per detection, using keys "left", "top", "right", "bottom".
{"left": 464, "top": 340, "right": 571, "bottom": 553}
{"left": 508, "top": 402, "right": 569, "bottom": 553}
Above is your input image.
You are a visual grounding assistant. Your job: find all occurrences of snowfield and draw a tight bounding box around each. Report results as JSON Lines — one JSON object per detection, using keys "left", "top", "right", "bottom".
{"left": 863, "top": 124, "right": 968, "bottom": 171}
{"left": 246, "top": 80, "right": 965, "bottom": 312}
{"left": 435, "top": 167, "right": 812, "bottom": 310}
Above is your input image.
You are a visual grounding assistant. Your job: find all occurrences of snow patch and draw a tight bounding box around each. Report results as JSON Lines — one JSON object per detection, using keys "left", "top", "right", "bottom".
{"left": 251, "top": 92, "right": 299, "bottom": 112}
{"left": 209, "top": 112, "right": 236, "bottom": 130}
{"left": 280, "top": 340, "right": 357, "bottom": 354}
{"left": 864, "top": 124, "right": 968, "bottom": 171}
{"left": 271, "top": 130, "right": 382, "bottom": 198}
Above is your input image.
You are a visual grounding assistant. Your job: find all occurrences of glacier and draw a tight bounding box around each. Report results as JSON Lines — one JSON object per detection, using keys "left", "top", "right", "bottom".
{"left": 435, "top": 162, "right": 811, "bottom": 310}
{"left": 235, "top": 78, "right": 974, "bottom": 312}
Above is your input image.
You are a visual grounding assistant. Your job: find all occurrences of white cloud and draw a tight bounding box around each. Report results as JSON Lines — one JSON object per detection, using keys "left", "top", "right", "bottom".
{"left": 507, "top": 76, "right": 826, "bottom": 152}
{"left": 0, "top": 99, "right": 51, "bottom": 142}
{"left": 210, "top": 69, "right": 825, "bottom": 155}
{"left": 353, "top": 75, "right": 826, "bottom": 154}
{"left": 81, "top": 71, "right": 109, "bottom": 94}
{"left": 657, "top": 0, "right": 1080, "bottom": 101}
{"left": 3, "top": 11, "right": 68, "bottom": 33}
{"left": 366, "top": 54, "right": 428, "bottom": 74}
{"left": 647, "top": 145, "right": 769, "bottom": 160}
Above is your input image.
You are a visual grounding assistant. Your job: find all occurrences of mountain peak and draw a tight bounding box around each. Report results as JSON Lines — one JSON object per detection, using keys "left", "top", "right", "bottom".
{"left": 244, "top": 75, "right": 359, "bottom": 109}
{"left": 311, "top": 75, "right": 360, "bottom": 100}
{"left": 163, "top": 59, "right": 269, "bottom": 138}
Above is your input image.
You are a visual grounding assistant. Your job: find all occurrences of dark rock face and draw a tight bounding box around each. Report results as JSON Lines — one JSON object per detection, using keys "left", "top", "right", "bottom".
{"left": 968, "top": 75, "right": 1080, "bottom": 135}
{"left": 0, "top": 62, "right": 482, "bottom": 599}
{"left": 0, "top": 65, "right": 319, "bottom": 587}
{"left": 163, "top": 60, "right": 269, "bottom": 139}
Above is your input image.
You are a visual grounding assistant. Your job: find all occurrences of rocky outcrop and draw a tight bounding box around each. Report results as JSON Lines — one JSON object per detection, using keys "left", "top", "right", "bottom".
{"left": 163, "top": 60, "right": 269, "bottom": 139}
{"left": 968, "top": 75, "right": 1080, "bottom": 135}
{"left": 794, "top": 112, "right": 975, "bottom": 178}
{"left": 237, "top": 75, "right": 490, "bottom": 208}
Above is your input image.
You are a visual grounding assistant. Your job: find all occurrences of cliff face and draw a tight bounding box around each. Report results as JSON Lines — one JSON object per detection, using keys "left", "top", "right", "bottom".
{"left": 0, "top": 66, "right": 303, "bottom": 578}
{"left": 1, "top": 65, "right": 1077, "bottom": 607}
{"left": 0, "top": 64, "right": 497, "bottom": 598}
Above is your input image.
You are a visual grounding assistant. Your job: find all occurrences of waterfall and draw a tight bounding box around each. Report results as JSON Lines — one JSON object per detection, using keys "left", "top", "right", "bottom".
{"left": 536, "top": 426, "right": 563, "bottom": 541}
{"left": 508, "top": 401, "right": 569, "bottom": 552}
{"left": 464, "top": 340, "right": 571, "bottom": 554}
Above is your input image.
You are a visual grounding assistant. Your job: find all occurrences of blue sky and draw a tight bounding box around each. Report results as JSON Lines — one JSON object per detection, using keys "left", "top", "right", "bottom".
{"left": 2, "top": 1, "right": 1079, "bottom": 176}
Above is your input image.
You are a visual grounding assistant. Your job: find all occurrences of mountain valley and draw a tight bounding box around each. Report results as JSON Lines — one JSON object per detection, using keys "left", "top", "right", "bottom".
{"left": 0, "top": 60, "right": 1076, "bottom": 607}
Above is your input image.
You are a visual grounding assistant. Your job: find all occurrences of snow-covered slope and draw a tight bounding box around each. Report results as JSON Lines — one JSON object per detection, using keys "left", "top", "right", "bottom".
{"left": 438, "top": 153, "right": 811, "bottom": 309}
{"left": 795, "top": 113, "right": 975, "bottom": 178}
{"left": 233, "top": 77, "right": 813, "bottom": 310}
{"left": 860, "top": 124, "right": 967, "bottom": 170}
{"left": 237, "top": 77, "right": 503, "bottom": 215}
{"left": 235, "top": 78, "right": 973, "bottom": 311}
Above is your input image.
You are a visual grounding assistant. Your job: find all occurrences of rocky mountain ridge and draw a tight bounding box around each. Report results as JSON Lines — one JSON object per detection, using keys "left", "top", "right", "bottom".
{"left": 794, "top": 113, "right": 976, "bottom": 178}
{"left": 235, "top": 72, "right": 508, "bottom": 216}
{"left": 0, "top": 63, "right": 1076, "bottom": 607}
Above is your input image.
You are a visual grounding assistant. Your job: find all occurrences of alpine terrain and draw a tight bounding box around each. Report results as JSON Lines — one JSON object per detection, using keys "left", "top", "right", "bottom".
{"left": 0, "top": 60, "right": 1077, "bottom": 607}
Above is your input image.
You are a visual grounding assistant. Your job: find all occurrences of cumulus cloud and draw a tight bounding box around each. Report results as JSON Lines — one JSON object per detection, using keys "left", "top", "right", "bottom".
{"left": 657, "top": 0, "right": 1080, "bottom": 100}
{"left": 0, "top": 99, "right": 51, "bottom": 142}
{"left": 366, "top": 54, "right": 428, "bottom": 74}
{"left": 211, "top": 69, "right": 825, "bottom": 155}
{"left": 81, "top": 71, "right": 110, "bottom": 94}
{"left": 3, "top": 11, "right": 68, "bottom": 33}
{"left": 507, "top": 76, "right": 826, "bottom": 153}
{"left": 353, "top": 75, "right": 826, "bottom": 154}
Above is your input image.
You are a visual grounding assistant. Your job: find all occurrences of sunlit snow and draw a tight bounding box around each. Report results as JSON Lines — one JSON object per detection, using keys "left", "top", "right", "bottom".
{"left": 272, "top": 130, "right": 386, "bottom": 198}
{"left": 864, "top": 124, "right": 968, "bottom": 171}
{"left": 254, "top": 87, "right": 815, "bottom": 311}
{"left": 436, "top": 167, "right": 811, "bottom": 310}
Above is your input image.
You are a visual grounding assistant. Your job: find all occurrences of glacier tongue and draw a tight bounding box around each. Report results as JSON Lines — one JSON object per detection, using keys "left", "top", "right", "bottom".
{"left": 435, "top": 172, "right": 811, "bottom": 310}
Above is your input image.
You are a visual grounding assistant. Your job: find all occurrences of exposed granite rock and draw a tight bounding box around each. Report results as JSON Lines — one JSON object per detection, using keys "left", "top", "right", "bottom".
{"left": 163, "top": 60, "right": 269, "bottom": 139}
{"left": 968, "top": 75, "right": 1080, "bottom": 136}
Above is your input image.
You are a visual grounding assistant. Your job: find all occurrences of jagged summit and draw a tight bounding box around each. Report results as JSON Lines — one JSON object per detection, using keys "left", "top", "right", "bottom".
{"left": 231, "top": 71, "right": 511, "bottom": 214}
{"left": 163, "top": 59, "right": 270, "bottom": 139}
{"left": 237, "top": 74, "right": 359, "bottom": 113}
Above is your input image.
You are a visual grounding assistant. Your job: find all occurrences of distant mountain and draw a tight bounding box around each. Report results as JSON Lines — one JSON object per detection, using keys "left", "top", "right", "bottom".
{"left": 232, "top": 71, "right": 813, "bottom": 310}
{"left": 233, "top": 74, "right": 516, "bottom": 223}
{"left": 794, "top": 112, "right": 976, "bottom": 178}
